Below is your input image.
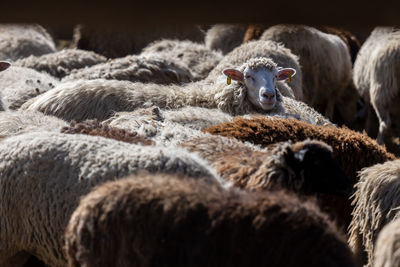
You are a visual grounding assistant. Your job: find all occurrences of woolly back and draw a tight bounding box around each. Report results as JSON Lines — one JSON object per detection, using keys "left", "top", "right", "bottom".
{"left": 61, "top": 119, "right": 153, "bottom": 146}
{"left": 349, "top": 159, "right": 400, "bottom": 266}
{"left": 14, "top": 49, "right": 107, "bottom": 79}
{"left": 374, "top": 217, "right": 400, "bottom": 267}
{"left": 65, "top": 173, "right": 355, "bottom": 267}
{"left": 260, "top": 24, "right": 351, "bottom": 105}
{"left": 204, "top": 116, "right": 394, "bottom": 184}
{"left": 141, "top": 39, "right": 224, "bottom": 80}
{"left": 0, "top": 24, "right": 56, "bottom": 61}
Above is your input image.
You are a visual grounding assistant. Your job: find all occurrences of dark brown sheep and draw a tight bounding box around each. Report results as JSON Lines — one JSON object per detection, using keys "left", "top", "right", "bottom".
{"left": 203, "top": 117, "right": 395, "bottom": 228}
{"left": 65, "top": 173, "right": 355, "bottom": 267}
{"left": 204, "top": 116, "right": 394, "bottom": 184}
{"left": 181, "top": 136, "right": 350, "bottom": 195}
{"left": 181, "top": 135, "right": 351, "bottom": 229}
{"left": 61, "top": 119, "right": 153, "bottom": 146}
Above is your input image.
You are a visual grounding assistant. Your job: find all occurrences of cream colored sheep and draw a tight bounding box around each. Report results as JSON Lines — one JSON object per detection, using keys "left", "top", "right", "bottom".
{"left": 349, "top": 159, "right": 400, "bottom": 267}
{"left": 352, "top": 27, "right": 400, "bottom": 153}
{"left": 0, "top": 131, "right": 221, "bottom": 266}
{"left": 22, "top": 57, "right": 300, "bottom": 122}
{"left": 140, "top": 39, "right": 223, "bottom": 81}
{"left": 0, "top": 24, "right": 56, "bottom": 61}
{"left": 260, "top": 25, "right": 352, "bottom": 121}
{"left": 0, "top": 66, "right": 58, "bottom": 110}
{"left": 14, "top": 49, "right": 107, "bottom": 79}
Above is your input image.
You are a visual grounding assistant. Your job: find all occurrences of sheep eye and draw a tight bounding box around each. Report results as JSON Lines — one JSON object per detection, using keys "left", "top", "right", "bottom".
{"left": 245, "top": 75, "right": 253, "bottom": 80}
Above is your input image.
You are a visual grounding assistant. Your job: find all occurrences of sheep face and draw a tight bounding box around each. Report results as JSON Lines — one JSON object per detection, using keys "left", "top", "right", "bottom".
{"left": 0, "top": 61, "right": 10, "bottom": 72}
{"left": 223, "top": 63, "right": 295, "bottom": 111}
{"left": 287, "top": 140, "right": 351, "bottom": 196}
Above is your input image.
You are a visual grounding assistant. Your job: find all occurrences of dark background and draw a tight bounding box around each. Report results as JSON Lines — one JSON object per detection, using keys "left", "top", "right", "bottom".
{"left": 0, "top": 0, "right": 398, "bottom": 41}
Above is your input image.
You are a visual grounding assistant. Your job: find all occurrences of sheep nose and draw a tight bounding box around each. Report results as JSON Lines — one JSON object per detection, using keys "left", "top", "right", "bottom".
{"left": 262, "top": 91, "right": 275, "bottom": 99}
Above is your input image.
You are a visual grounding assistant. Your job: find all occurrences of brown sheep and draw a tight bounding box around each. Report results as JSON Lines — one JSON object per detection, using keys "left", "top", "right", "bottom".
{"left": 60, "top": 120, "right": 352, "bottom": 227}
{"left": 61, "top": 119, "right": 153, "bottom": 146}
{"left": 65, "top": 172, "right": 356, "bottom": 267}
{"left": 181, "top": 136, "right": 350, "bottom": 195}
{"left": 204, "top": 116, "right": 394, "bottom": 184}
{"left": 181, "top": 135, "right": 352, "bottom": 229}
{"left": 203, "top": 117, "right": 395, "bottom": 228}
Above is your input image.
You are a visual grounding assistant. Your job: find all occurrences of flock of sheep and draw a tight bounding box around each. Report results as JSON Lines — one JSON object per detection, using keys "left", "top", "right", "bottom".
{"left": 0, "top": 23, "right": 399, "bottom": 267}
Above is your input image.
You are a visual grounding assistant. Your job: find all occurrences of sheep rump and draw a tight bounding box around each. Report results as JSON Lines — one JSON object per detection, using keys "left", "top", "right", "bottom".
{"left": 204, "top": 116, "right": 394, "bottom": 184}
{"left": 70, "top": 24, "right": 205, "bottom": 58}
{"left": 65, "top": 173, "right": 355, "bottom": 267}
{"left": 373, "top": 217, "right": 400, "bottom": 267}
{"left": 0, "top": 110, "right": 68, "bottom": 139}
{"left": 349, "top": 159, "right": 400, "bottom": 267}
{"left": 140, "top": 39, "right": 223, "bottom": 81}
{"left": 353, "top": 27, "right": 400, "bottom": 153}
{"left": 0, "top": 24, "right": 56, "bottom": 61}
{"left": 0, "top": 131, "right": 221, "bottom": 266}
{"left": 14, "top": 49, "right": 107, "bottom": 79}
{"left": 205, "top": 24, "right": 248, "bottom": 55}
{"left": 63, "top": 55, "right": 194, "bottom": 84}
{"left": 260, "top": 25, "right": 352, "bottom": 120}
{"left": 0, "top": 66, "right": 58, "bottom": 110}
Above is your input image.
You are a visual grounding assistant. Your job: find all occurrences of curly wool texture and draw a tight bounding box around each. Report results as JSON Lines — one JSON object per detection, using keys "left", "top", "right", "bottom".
{"left": 65, "top": 173, "right": 355, "bottom": 267}
{"left": 204, "top": 116, "right": 394, "bottom": 185}
{"left": 22, "top": 57, "right": 297, "bottom": 122}
{"left": 105, "top": 106, "right": 233, "bottom": 132}
{"left": 63, "top": 55, "right": 194, "bottom": 84}
{"left": 205, "top": 24, "right": 248, "bottom": 55}
{"left": 261, "top": 25, "right": 352, "bottom": 120}
{"left": 0, "top": 110, "right": 67, "bottom": 139}
{"left": 349, "top": 160, "right": 400, "bottom": 267}
{"left": 71, "top": 24, "right": 205, "bottom": 58}
{"left": 14, "top": 49, "right": 107, "bottom": 79}
{"left": 0, "top": 131, "right": 221, "bottom": 267}
{"left": 207, "top": 40, "right": 303, "bottom": 101}
{"left": 280, "top": 95, "right": 331, "bottom": 125}
{"left": 61, "top": 119, "right": 154, "bottom": 145}
{"left": 140, "top": 39, "right": 224, "bottom": 81}
{"left": 373, "top": 217, "right": 400, "bottom": 267}
{"left": 203, "top": 117, "right": 394, "bottom": 230}
{"left": 0, "top": 24, "right": 56, "bottom": 61}
{"left": 181, "top": 135, "right": 352, "bottom": 229}
{"left": 181, "top": 136, "right": 334, "bottom": 192}
{"left": 0, "top": 66, "right": 58, "bottom": 110}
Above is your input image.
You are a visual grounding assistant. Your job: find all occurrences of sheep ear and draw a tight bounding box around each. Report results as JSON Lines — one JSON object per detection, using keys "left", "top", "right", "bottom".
{"left": 277, "top": 68, "right": 296, "bottom": 81}
{"left": 223, "top": 69, "right": 244, "bottom": 82}
{"left": 0, "top": 61, "right": 10, "bottom": 72}
{"left": 294, "top": 148, "right": 308, "bottom": 162}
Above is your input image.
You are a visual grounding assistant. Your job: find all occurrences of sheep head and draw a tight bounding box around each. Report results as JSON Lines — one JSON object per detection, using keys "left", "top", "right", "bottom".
{"left": 284, "top": 140, "right": 352, "bottom": 196}
{"left": 223, "top": 57, "right": 295, "bottom": 111}
{"left": 0, "top": 61, "right": 10, "bottom": 72}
